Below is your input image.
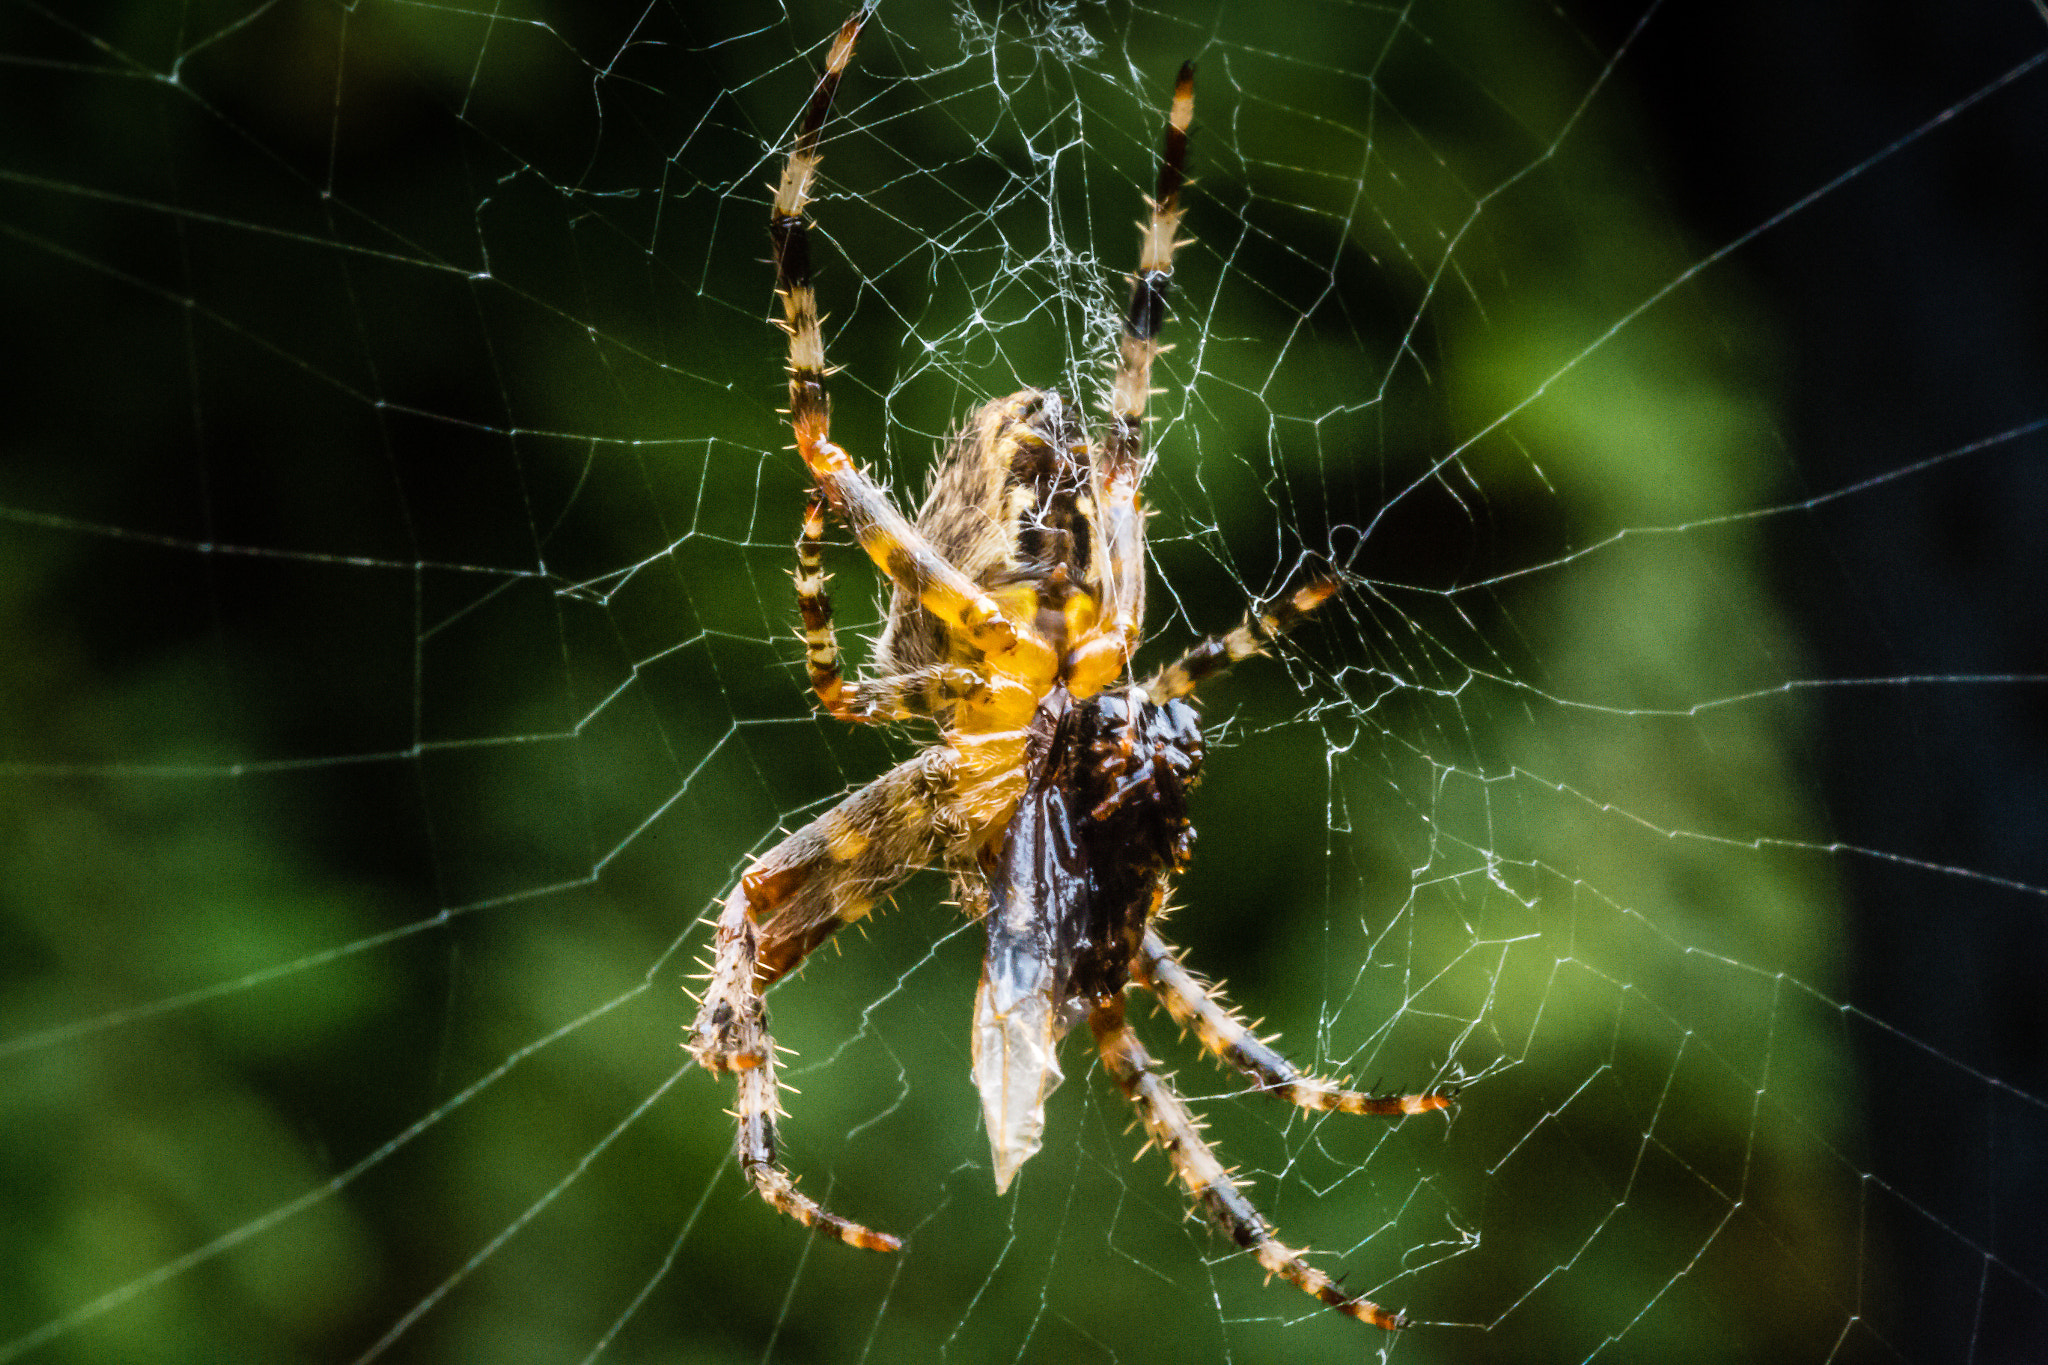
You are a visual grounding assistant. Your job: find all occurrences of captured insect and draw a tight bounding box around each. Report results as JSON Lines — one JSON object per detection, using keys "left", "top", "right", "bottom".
{"left": 687, "top": 7, "right": 1456, "bottom": 1330}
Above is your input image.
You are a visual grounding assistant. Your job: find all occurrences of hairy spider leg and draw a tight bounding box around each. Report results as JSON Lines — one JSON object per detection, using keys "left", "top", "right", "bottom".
{"left": 1144, "top": 577, "right": 1342, "bottom": 703}
{"left": 725, "top": 918, "right": 902, "bottom": 1253}
{"left": 688, "top": 747, "right": 958, "bottom": 1252}
{"left": 1070, "top": 62, "right": 1198, "bottom": 697}
{"left": 1136, "top": 930, "right": 1457, "bottom": 1117}
{"left": 1088, "top": 997, "right": 1411, "bottom": 1331}
{"left": 790, "top": 486, "right": 898, "bottom": 722}
{"left": 796, "top": 490, "right": 991, "bottom": 722}
{"left": 797, "top": 484, "right": 1009, "bottom": 722}
{"left": 769, "top": 7, "right": 1048, "bottom": 692}
{"left": 796, "top": 486, "right": 1005, "bottom": 724}
{"left": 792, "top": 487, "right": 863, "bottom": 720}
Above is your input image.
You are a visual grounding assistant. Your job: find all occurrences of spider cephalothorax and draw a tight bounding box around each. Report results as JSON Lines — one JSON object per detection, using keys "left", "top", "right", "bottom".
{"left": 686, "top": 7, "right": 1455, "bottom": 1331}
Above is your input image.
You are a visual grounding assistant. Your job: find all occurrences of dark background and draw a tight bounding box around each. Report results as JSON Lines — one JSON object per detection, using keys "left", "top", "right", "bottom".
{"left": 1585, "top": 4, "right": 2048, "bottom": 1359}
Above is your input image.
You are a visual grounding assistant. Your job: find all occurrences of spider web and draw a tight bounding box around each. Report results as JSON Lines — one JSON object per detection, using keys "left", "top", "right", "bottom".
{"left": 4, "top": 1, "right": 2046, "bottom": 1360}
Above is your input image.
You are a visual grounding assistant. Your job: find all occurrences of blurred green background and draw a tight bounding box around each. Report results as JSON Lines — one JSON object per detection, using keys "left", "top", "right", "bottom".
{"left": 5, "top": 1, "right": 2044, "bottom": 1361}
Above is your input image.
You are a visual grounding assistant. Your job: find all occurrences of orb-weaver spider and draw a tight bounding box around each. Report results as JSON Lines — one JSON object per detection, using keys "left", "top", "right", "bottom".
{"left": 687, "top": 7, "right": 1455, "bottom": 1330}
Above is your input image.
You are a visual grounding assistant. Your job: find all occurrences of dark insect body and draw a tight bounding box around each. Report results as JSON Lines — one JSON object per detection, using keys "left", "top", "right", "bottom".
{"left": 986, "top": 688, "right": 1203, "bottom": 1017}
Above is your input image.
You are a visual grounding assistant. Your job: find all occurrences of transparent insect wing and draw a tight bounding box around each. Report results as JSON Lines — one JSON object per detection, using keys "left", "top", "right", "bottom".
{"left": 971, "top": 964, "right": 1065, "bottom": 1192}
{"left": 971, "top": 692, "right": 1083, "bottom": 1190}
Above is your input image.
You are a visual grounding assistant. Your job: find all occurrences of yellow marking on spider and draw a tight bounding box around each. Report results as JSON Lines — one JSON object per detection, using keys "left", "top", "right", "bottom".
{"left": 824, "top": 821, "right": 870, "bottom": 862}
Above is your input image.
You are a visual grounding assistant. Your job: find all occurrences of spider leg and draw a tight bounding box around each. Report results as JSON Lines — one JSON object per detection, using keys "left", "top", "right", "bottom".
{"left": 1144, "top": 577, "right": 1340, "bottom": 703}
{"left": 720, "top": 912, "right": 901, "bottom": 1253}
{"left": 1088, "top": 996, "right": 1409, "bottom": 1330}
{"left": 793, "top": 486, "right": 868, "bottom": 721}
{"left": 771, "top": 8, "right": 1035, "bottom": 670}
{"left": 1136, "top": 929, "right": 1456, "bottom": 1117}
{"left": 1072, "top": 63, "right": 1198, "bottom": 692}
{"left": 795, "top": 490, "right": 992, "bottom": 722}
{"left": 687, "top": 746, "right": 954, "bottom": 1252}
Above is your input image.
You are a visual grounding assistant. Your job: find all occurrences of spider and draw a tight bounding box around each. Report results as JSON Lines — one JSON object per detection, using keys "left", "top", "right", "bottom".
{"left": 687, "top": 7, "right": 1455, "bottom": 1332}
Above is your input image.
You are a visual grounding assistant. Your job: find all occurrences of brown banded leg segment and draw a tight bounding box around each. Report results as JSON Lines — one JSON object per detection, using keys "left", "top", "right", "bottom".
{"left": 809, "top": 446, "right": 1036, "bottom": 672}
{"left": 794, "top": 487, "right": 865, "bottom": 722}
{"left": 769, "top": 5, "right": 867, "bottom": 466}
{"left": 1103, "top": 59, "right": 1195, "bottom": 477}
{"left": 1088, "top": 998, "right": 1409, "bottom": 1331}
{"left": 1143, "top": 578, "right": 1341, "bottom": 704}
{"left": 687, "top": 746, "right": 954, "bottom": 1251}
{"left": 793, "top": 492, "right": 999, "bottom": 722}
{"left": 1074, "top": 62, "right": 1198, "bottom": 695}
{"left": 687, "top": 880, "right": 897, "bottom": 1251}
{"left": 767, "top": 7, "right": 1032, "bottom": 673}
{"left": 689, "top": 748, "right": 953, "bottom": 1052}
{"left": 795, "top": 490, "right": 976, "bottom": 724}
{"left": 733, "top": 1023, "right": 902, "bottom": 1252}
{"left": 1136, "top": 930, "right": 1457, "bottom": 1117}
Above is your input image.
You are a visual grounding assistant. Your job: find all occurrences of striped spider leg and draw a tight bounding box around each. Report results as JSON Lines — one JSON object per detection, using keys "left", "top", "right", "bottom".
{"left": 771, "top": 7, "right": 1050, "bottom": 724}
{"left": 686, "top": 748, "right": 955, "bottom": 1252}
{"left": 1141, "top": 579, "right": 1456, "bottom": 1128}
{"left": 1091, "top": 999, "right": 1414, "bottom": 1331}
{"left": 1135, "top": 928, "right": 1459, "bottom": 1121}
